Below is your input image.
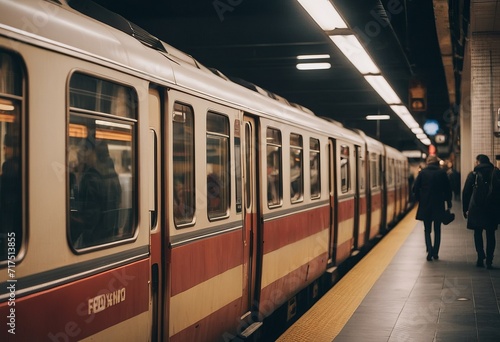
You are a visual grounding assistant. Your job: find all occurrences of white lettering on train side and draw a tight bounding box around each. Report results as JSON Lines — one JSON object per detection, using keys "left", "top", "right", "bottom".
{"left": 87, "top": 288, "right": 126, "bottom": 315}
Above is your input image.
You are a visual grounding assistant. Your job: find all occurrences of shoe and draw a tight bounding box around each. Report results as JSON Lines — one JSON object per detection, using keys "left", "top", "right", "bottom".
{"left": 476, "top": 258, "right": 485, "bottom": 267}
{"left": 427, "top": 253, "right": 433, "bottom": 261}
{"left": 433, "top": 254, "right": 439, "bottom": 260}
{"left": 486, "top": 264, "right": 493, "bottom": 270}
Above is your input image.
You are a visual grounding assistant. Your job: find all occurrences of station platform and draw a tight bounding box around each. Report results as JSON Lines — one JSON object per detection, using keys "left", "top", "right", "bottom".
{"left": 277, "top": 200, "right": 500, "bottom": 342}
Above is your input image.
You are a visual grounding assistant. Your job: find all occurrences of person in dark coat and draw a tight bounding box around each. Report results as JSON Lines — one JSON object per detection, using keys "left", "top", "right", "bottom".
{"left": 462, "top": 154, "right": 499, "bottom": 269}
{"left": 413, "top": 155, "right": 452, "bottom": 261}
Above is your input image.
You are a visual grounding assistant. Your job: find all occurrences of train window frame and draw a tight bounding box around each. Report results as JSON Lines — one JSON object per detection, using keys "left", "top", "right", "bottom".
{"left": 370, "top": 152, "right": 379, "bottom": 189}
{"left": 206, "top": 111, "right": 230, "bottom": 220}
{"left": 67, "top": 72, "right": 138, "bottom": 252}
{"left": 290, "top": 133, "right": 303, "bottom": 203}
{"left": 0, "top": 49, "right": 25, "bottom": 263}
{"left": 310, "top": 138, "right": 321, "bottom": 199}
{"left": 340, "top": 144, "right": 350, "bottom": 194}
{"left": 173, "top": 102, "right": 196, "bottom": 228}
{"left": 266, "top": 127, "right": 283, "bottom": 208}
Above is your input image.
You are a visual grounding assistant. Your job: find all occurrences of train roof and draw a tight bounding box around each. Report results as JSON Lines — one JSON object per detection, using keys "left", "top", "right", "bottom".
{"left": 0, "top": 0, "right": 385, "bottom": 148}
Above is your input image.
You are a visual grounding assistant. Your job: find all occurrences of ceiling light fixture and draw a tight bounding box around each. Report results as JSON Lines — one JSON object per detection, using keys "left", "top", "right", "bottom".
{"left": 297, "top": 54, "right": 330, "bottom": 60}
{"left": 364, "top": 75, "right": 402, "bottom": 104}
{"left": 329, "top": 35, "right": 380, "bottom": 74}
{"left": 296, "top": 0, "right": 347, "bottom": 30}
{"left": 296, "top": 0, "right": 429, "bottom": 146}
{"left": 296, "top": 62, "right": 331, "bottom": 70}
{"left": 366, "top": 114, "right": 390, "bottom": 120}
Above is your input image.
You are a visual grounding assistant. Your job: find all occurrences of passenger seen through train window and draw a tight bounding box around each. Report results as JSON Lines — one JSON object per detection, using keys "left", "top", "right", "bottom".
{"left": 207, "top": 112, "right": 229, "bottom": 219}
{"left": 0, "top": 50, "right": 23, "bottom": 261}
{"left": 68, "top": 73, "right": 136, "bottom": 249}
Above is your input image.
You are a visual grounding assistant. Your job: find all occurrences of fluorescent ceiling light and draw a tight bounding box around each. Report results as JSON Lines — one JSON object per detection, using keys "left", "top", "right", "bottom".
{"left": 296, "top": 62, "right": 331, "bottom": 70}
{"left": 402, "top": 150, "right": 423, "bottom": 158}
{"left": 420, "top": 138, "right": 432, "bottom": 145}
{"left": 366, "top": 114, "right": 390, "bottom": 120}
{"left": 416, "top": 133, "right": 428, "bottom": 139}
{"left": 296, "top": 0, "right": 348, "bottom": 30}
{"left": 411, "top": 127, "right": 424, "bottom": 134}
{"left": 297, "top": 54, "right": 330, "bottom": 60}
{"left": 390, "top": 105, "right": 419, "bottom": 129}
{"left": 364, "top": 76, "right": 402, "bottom": 105}
{"left": 329, "top": 35, "right": 380, "bottom": 74}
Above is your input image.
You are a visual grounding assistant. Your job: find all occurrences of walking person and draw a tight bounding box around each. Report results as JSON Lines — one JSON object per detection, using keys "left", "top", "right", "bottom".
{"left": 462, "top": 154, "right": 500, "bottom": 269}
{"left": 413, "top": 155, "right": 453, "bottom": 261}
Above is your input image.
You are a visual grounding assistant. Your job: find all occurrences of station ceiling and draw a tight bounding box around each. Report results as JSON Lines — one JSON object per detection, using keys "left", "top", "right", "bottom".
{"left": 91, "top": 0, "right": 469, "bottom": 153}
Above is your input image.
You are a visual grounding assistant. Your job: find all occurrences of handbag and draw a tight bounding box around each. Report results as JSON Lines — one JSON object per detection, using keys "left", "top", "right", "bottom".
{"left": 442, "top": 209, "right": 455, "bottom": 225}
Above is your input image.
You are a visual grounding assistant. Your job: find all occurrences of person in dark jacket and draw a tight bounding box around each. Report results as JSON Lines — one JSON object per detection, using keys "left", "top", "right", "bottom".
{"left": 413, "top": 155, "right": 452, "bottom": 261}
{"left": 462, "top": 154, "right": 499, "bottom": 269}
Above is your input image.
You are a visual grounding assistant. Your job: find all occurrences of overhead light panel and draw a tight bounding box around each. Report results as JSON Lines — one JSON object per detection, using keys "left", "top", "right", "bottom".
{"left": 420, "top": 138, "right": 432, "bottom": 145}
{"left": 329, "top": 35, "right": 380, "bottom": 75}
{"left": 411, "top": 127, "right": 424, "bottom": 134}
{"left": 296, "top": 0, "right": 348, "bottom": 31}
{"left": 364, "top": 76, "right": 402, "bottom": 105}
{"left": 296, "top": 62, "right": 331, "bottom": 70}
{"left": 297, "top": 54, "right": 330, "bottom": 60}
{"left": 366, "top": 114, "right": 390, "bottom": 120}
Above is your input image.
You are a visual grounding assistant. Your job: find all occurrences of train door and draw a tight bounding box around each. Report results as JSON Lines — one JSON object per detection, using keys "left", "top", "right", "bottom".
{"left": 352, "top": 146, "right": 361, "bottom": 251}
{"left": 148, "top": 87, "right": 164, "bottom": 341}
{"left": 242, "top": 115, "right": 260, "bottom": 320}
{"left": 327, "top": 139, "right": 337, "bottom": 265}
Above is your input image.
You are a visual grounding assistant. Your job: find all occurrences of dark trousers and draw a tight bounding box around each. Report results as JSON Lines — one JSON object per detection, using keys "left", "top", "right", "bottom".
{"left": 424, "top": 220, "right": 441, "bottom": 256}
{"left": 474, "top": 228, "right": 496, "bottom": 264}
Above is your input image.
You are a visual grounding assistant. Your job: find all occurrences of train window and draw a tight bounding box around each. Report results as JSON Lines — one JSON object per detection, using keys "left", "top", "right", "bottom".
{"left": 370, "top": 153, "right": 378, "bottom": 189}
{"left": 244, "top": 122, "right": 252, "bottom": 208}
{"left": 267, "top": 128, "right": 282, "bottom": 207}
{"left": 310, "top": 138, "right": 321, "bottom": 199}
{"left": 207, "top": 112, "right": 230, "bottom": 219}
{"left": 0, "top": 51, "right": 24, "bottom": 262}
{"left": 234, "top": 120, "right": 242, "bottom": 213}
{"left": 340, "top": 145, "right": 350, "bottom": 193}
{"left": 388, "top": 159, "right": 394, "bottom": 186}
{"left": 290, "top": 133, "right": 303, "bottom": 203}
{"left": 68, "top": 73, "right": 137, "bottom": 250}
{"left": 360, "top": 158, "right": 366, "bottom": 191}
{"left": 173, "top": 103, "right": 195, "bottom": 227}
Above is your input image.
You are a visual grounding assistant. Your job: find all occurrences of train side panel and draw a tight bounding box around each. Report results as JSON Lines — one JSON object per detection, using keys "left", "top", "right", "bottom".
{"left": 0, "top": 30, "right": 152, "bottom": 341}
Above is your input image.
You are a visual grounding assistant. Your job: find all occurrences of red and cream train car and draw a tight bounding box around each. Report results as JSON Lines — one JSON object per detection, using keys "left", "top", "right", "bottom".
{"left": 0, "top": 1, "right": 411, "bottom": 341}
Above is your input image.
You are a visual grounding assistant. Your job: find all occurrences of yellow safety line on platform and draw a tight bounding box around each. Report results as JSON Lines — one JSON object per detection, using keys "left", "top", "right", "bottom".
{"left": 276, "top": 207, "right": 418, "bottom": 342}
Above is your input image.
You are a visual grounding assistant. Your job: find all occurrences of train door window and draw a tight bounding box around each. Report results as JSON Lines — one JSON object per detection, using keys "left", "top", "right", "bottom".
{"left": 359, "top": 157, "right": 365, "bottom": 191}
{"left": 173, "top": 102, "right": 195, "bottom": 227}
{"left": 207, "top": 112, "right": 230, "bottom": 219}
{"left": 340, "top": 145, "right": 350, "bottom": 193}
{"left": 0, "top": 50, "right": 24, "bottom": 261}
{"left": 234, "top": 119, "right": 242, "bottom": 213}
{"left": 370, "top": 153, "right": 378, "bottom": 189}
{"left": 310, "top": 138, "right": 321, "bottom": 199}
{"left": 388, "top": 159, "right": 394, "bottom": 186}
{"left": 68, "top": 72, "right": 137, "bottom": 250}
{"left": 267, "top": 127, "right": 282, "bottom": 207}
{"left": 244, "top": 122, "right": 252, "bottom": 208}
{"left": 290, "top": 133, "right": 303, "bottom": 203}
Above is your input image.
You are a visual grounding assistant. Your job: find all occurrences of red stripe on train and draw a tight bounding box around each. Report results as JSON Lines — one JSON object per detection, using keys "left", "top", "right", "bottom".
{"left": 259, "top": 252, "right": 327, "bottom": 318}
{"left": 263, "top": 205, "right": 329, "bottom": 254}
{"left": 170, "top": 297, "right": 242, "bottom": 342}
{"left": 0, "top": 258, "right": 149, "bottom": 341}
{"left": 337, "top": 197, "right": 355, "bottom": 222}
{"left": 170, "top": 229, "right": 242, "bottom": 296}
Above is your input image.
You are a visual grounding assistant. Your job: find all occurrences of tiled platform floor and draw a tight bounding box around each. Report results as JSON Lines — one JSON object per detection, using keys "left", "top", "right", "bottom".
{"left": 335, "top": 200, "right": 500, "bottom": 342}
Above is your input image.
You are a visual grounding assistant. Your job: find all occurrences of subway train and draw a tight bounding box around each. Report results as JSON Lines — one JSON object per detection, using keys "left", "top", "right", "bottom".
{"left": 0, "top": 1, "right": 411, "bottom": 341}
